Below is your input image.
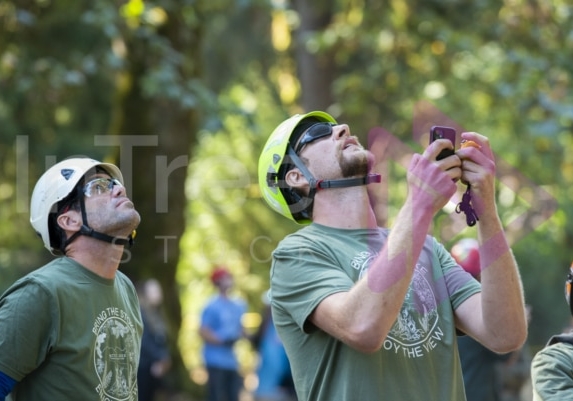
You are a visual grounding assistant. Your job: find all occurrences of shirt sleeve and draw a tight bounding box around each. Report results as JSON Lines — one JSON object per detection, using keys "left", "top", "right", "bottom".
{"left": 531, "top": 342, "right": 573, "bottom": 401}
{"left": 0, "top": 278, "right": 57, "bottom": 381}
{"left": 432, "top": 238, "right": 481, "bottom": 309}
{"left": 271, "top": 239, "right": 353, "bottom": 333}
{"left": 200, "top": 302, "right": 215, "bottom": 331}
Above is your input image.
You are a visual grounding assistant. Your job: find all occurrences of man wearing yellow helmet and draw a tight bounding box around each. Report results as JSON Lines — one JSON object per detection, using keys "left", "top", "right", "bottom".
{"left": 258, "top": 112, "right": 527, "bottom": 401}
{"left": 0, "top": 157, "right": 142, "bottom": 400}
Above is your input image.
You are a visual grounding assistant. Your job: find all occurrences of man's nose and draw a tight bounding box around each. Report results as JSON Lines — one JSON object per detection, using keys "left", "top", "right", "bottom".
{"left": 333, "top": 123, "right": 351, "bottom": 139}
{"left": 111, "top": 183, "right": 126, "bottom": 197}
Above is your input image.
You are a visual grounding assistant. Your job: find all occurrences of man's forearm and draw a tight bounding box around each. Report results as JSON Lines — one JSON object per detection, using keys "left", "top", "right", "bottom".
{"left": 478, "top": 216, "right": 527, "bottom": 351}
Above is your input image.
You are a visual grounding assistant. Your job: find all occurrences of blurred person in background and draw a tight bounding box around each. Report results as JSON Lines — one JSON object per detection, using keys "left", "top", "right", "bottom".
{"left": 137, "top": 278, "right": 171, "bottom": 401}
{"left": 251, "top": 292, "right": 296, "bottom": 401}
{"left": 199, "top": 267, "right": 246, "bottom": 401}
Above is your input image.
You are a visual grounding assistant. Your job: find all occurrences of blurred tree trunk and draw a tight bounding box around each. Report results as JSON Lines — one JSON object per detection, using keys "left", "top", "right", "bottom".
{"left": 109, "top": 7, "right": 202, "bottom": 397}
{"left": 291, "top": 0, "right": 336, "bottom": 111}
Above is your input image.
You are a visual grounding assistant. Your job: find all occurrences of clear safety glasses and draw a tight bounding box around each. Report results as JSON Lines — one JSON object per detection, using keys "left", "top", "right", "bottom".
{"left": 83, "top": 177, "right": 123, "bottom": 197}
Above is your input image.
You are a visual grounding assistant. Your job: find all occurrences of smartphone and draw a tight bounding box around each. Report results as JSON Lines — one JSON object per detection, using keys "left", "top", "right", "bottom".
{"left": 430, "top": 126, "right": 456, "bottom": 160}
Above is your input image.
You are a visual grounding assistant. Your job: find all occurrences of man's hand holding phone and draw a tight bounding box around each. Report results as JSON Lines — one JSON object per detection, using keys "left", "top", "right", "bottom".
{"left": 427, "top": 125, "right": 462, "bottom": 183}
{"left": 429, "top": 126, "right": 457, "bottom": 160}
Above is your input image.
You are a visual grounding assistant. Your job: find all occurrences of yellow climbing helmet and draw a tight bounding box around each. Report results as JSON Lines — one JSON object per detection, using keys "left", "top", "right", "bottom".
{"left": 258, "top": 111, "right": 336, "bottom": 224}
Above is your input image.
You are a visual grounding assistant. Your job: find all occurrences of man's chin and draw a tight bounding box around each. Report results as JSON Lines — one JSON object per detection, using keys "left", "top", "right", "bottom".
{"left": 341, "top": 168, "right": 370, "bottom": 178}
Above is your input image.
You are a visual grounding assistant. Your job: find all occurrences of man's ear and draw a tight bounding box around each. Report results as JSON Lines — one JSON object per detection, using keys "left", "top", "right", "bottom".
{"left": 56, "top": 210, "right": 82, "bottom": 233}
{"left": 285, "top": 168, "right": 309, "bottom": 190}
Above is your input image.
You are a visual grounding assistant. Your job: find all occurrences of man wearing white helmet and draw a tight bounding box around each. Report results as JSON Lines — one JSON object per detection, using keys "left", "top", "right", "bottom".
{"left": 0, "top": 157, "right": 142, "bottom": 400}
{"left": 258, "top": 111, "right": 527, "bottom": 401}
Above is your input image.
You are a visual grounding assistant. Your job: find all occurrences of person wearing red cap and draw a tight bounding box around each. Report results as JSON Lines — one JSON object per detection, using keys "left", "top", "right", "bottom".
{"left": 451, "top": 238, "right": 482, "bottom": 279}
{"left": 199, "top": 266, "right": 246, "bottom": 401}
{"left": 210, "top": 267, "right": 232, "bottom": 285}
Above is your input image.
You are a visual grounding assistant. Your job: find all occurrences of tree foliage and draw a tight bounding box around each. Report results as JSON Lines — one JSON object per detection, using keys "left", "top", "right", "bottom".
{"left": 184, "top": 0, "right": 573, "bottom": 359}
{"left": 1, "top": 0, "right": 573, "bottom": 397}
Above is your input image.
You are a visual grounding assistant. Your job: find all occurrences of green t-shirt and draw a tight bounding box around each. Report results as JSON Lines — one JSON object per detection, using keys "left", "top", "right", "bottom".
{"left": 270, "top": 223, "right": 481, "bottom": 401}
{"left": 0, "top": 257, "right": 143, "bottom": 401}
{"left": 531, "top": 334, "right": 573, "bottom": 401}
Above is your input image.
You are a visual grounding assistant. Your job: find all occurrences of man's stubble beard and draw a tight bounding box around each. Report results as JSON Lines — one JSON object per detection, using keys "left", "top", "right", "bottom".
{"left": 340, "top": 149, "right": 373, "bottom": 178}
{"left": 89, "top": 207, "right": 141, "bottom": 239}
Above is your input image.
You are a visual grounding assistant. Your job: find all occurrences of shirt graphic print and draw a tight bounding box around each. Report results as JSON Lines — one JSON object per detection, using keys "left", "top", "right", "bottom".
{"left": 353, "top": 251, "right": 443, "bottom": 360}
{"left": 93, "top": 306, "right": 140, "bottom": 400}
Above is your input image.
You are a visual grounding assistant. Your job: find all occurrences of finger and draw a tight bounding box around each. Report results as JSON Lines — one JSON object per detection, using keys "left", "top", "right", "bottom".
{"left": 445, "top": 166, "right": 462, "bottom": 183}
{"left": 460, "top": 140, "right": 481, "bottom": 149}
{"left": 460, "top": 150, "right": 496, "bottom": 179}
{"left": 459, "top": 159, "right": 483, "bottom": 184}
{"left": 408, "top": 153, "right": 458, "bottom": 198}
{"left": 460, "top": 132, "right": 494, "bottom": 160}
{"left": 426, "top": 139, "right": 455, "bottom": 161}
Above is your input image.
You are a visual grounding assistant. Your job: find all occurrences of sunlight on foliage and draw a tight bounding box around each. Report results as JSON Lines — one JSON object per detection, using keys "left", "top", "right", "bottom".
{"left": 145, "top": 7, "right": 168, "bottom": 26}
{"left": 468, "top": 91, "right": 493, "bottom": 120}
{"left": 228, "top": 84, "right": 258, "bottom": 113}
{"left": 276, "top": 70, "right": 299, "bottom": 104}
{"left": 3, "top": 0, "right": 573, "bottom": 388}
{"left": 120, "top": 0, "right": 167, "bottom": 29}
{"left": 120, "top": 0, "right": 145, "bottom": 28}
{"left": 430, "top": 41, "right": 446, "bottom": 55}
{"left": 346, "top": 3, "right": 363, "bottom": 26}
{"left": 271, "top": 11, "right": 291, "bottom": 51}
{"left": 0, "top": 182, "right": 13, "bottom": 200}
{"left": 54, "top": 106, "right": 71, "bottom": 126}
{"left": 177, "top": 77, "right": 294, "bottom": 379}
{"left": 390, "top": 0, "right": 409, "bottom": 27}
{"left": 423, "top": 81, "right": 446, "bottom": 99}
{"left": 377, "top": 30, "right": 394, "bottom": 53}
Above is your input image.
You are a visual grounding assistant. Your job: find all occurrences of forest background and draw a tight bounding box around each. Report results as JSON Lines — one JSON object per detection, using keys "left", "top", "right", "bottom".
{"left": 1, "top": 0, "right": 572, "bottom": 398}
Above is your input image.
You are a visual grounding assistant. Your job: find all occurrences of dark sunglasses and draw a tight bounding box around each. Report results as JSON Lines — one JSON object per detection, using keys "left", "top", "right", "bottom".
{"left": 294, "top": 122, "right": 337, "bottom": 154}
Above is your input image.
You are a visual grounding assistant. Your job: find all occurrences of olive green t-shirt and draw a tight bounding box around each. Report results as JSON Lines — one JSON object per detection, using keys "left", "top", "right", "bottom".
{"left": 270, "top": 223, "right": 480, "bottom": 401}
{"left": 0, "top": 257, "right": 143, "bottom": 401}
{"left": 531, "top": 334, "right": 573, "bottom": 401}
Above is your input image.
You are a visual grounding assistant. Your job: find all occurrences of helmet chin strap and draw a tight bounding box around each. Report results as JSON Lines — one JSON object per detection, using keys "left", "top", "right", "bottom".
{"left": 286, "top": 146, "right": 381, "bottom": 193}
{"left": 63, "top": 186, "right": 135, "bottom": 252}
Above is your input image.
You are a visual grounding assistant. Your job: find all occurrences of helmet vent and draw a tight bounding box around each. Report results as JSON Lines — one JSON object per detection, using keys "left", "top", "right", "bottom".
{"left": 60, "top": 169, "right": 75, "bottom": 180}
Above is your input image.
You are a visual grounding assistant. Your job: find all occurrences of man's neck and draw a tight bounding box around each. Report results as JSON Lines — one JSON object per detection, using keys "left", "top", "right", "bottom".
{"left": 311, "top": 186, "right": 378, "bottom": 229}
{"left": 66, "top": 238, "right": 124, "bottom": 279}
